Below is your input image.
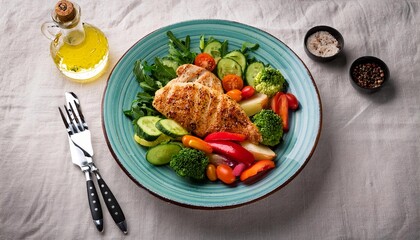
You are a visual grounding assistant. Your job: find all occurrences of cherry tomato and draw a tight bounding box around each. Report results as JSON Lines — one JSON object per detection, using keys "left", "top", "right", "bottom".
{"left": 240, "top": 160, "right": 275, "bottom": 181}
{"left": 216, "top": 164, "right": 236, "bottom": 184}
{"left": 270, "top": 92, "right": 283, "bottom": 114}
{"left": 182, "top": 135, "right": 213, "bottom": 154}
{"left": 206, "top": 164, "right": 217, "bottom": 181}
{"left": 222, "top": 74, "right": 244, "bottom": 92}
{"left": 241, "top": 86, "right": 255, "bottom": 99}
{"left": 278, "top": 94, "right": 289, "bottom": 132}
{"left": 194, "top": 53, "right": 216, "bottom": 71}
{"left": 226, "top": 89, "right": 242, "bottom": 102}
{"left": 285, "top": 93, "right": 299, "bottom": 110}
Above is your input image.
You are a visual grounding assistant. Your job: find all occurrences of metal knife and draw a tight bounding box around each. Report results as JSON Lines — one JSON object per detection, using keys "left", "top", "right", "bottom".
{"left": 65, "top": 92, "right": 128, "bottom": 234}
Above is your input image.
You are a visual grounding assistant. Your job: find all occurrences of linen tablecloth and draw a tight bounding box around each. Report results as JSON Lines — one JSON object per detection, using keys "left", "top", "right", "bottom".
{"left": 1, "top": 0, "right": 419, "bottom": 239}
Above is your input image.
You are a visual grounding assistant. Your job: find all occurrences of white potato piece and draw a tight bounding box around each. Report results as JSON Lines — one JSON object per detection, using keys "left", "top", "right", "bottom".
{"left": 240, "top": 141, "right": 276, "bottom": 160}
{"left": 239, "top": 93, "right": 268, "bottom": 116}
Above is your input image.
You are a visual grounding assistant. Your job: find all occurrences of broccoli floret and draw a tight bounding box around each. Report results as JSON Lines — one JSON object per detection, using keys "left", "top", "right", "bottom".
{"left": 254, "top": 67, "right": 286, "bottom": 97}
{"left": 252, "top": 109, "right": 283, "bottom": 146}
{"left": 169, "top": 148, "right": 209, "bottom": 180}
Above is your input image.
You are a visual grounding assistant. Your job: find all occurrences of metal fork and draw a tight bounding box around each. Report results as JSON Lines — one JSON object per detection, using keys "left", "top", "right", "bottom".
{"left": 59, "top": 95, "right": 127, "bottom": 234}
{"left": 59, "top": 105, "right": 104, "bottom": 232}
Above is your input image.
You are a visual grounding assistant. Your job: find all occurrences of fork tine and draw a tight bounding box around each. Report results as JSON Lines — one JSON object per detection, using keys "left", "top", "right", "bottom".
{"left": 64, "top": 105, "right": 79, "bottom": 133}
{"left": 74, "top": 100, "right": 87, "bottom": 125}
{"left": 58, "top": 107, "right": 69, "bottom": 129}
{"left": 64, "top": 105, "right": 72, "bottom": 122}
{"left": 68, "top": 103, "right": 79, "bottom": 124}
{"left": 69, "top": 102, "right": 84, "bottom": 131}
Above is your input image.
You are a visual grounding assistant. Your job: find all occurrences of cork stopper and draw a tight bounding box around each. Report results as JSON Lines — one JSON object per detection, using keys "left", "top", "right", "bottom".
{"left": 55, "top": 0, "right": 76, "bottom": 22}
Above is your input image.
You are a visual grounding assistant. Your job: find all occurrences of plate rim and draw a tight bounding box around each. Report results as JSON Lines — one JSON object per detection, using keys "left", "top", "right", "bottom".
{"left": 101, "top": 19, "right": 323, "bottom": 209}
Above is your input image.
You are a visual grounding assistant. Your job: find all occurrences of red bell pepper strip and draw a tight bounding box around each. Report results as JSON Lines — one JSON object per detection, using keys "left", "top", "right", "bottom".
{"left": 240, "top": 160, "right": 275, "bottom": 181}
{"left": 271, "top": 92, "right": 283, "bottom": 114}
{"left": 278, "top": 94, "right": 289, "bottom": 132}
{"left": 204, "top": 132, "right": 246, "bottom": 142}
{"left": 206, "top": 140, "right": 255, "bottom": 166}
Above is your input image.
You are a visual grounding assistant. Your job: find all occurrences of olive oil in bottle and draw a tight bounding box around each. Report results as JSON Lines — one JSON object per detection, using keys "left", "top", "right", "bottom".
{"left": 42, "top": 0, "right": 109, "bottom": 82}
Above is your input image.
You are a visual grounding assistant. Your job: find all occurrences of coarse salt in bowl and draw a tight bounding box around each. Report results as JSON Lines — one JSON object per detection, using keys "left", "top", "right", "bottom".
{"left": 304, "top": 26, "right": 344, "bottom": 62}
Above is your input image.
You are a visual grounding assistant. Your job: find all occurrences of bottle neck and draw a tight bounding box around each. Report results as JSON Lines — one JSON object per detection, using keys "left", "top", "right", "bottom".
{"left": 61, "top": 20, "right": 85, "bottom": 45}
{"left": 52, "top": 1, "right": 85, "bottom": 45}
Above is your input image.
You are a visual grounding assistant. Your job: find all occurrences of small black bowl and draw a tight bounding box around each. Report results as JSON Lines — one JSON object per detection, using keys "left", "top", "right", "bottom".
{"left": 349, "top": 56, "right": 390, "bottom": 93}
{"left": 304, "top": 26, "right": 344, "bottom": 62}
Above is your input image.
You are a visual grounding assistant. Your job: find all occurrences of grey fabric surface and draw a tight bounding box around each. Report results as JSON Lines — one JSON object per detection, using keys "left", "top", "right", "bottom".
{"left": 1, "top": 0, "right": 419, "bottom": 239}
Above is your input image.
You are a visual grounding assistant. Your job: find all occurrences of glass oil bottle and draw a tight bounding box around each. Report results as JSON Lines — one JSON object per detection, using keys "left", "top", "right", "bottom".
{"left": 42, "top": 0, "right": 109, "bottom": 82}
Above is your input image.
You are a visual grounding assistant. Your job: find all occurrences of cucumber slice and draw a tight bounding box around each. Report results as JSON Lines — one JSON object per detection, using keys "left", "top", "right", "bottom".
{"left": 217, "top": 58, "right": 243, "bottom": 80}
{"left": 245, "top": 62, "right": 265, "bottom": 87}
{"left": 203, "top": 41, "right": 222, "bottom": 59}
{"left": 146, "top": 143, "right": 182, "bottom": 165}
{"left": 224, "top": 51, "right": 247, "bottom": 73}
{"left": 136, "top": 116, "right": 162, "bottom": 141}
{"left": 156, "top": 119, "right": 188, "bottom": 138}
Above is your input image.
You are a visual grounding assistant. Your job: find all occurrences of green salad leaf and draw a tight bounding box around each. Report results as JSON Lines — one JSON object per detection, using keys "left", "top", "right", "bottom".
{"left": 123, "top": 92, "right": 160, "bottom": 120}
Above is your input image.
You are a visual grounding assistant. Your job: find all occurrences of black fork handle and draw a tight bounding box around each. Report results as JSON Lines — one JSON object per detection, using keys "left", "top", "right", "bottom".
{"left": 93, "top": 171, "right": 127, "bottom": 234}
{"left": 85, "top": 171, "right": 104, "bottom": 232}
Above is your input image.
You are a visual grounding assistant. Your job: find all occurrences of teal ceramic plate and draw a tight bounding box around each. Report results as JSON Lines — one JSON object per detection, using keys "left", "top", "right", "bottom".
{"left": 102, "top": 20, "right": 322, "bottom": 209}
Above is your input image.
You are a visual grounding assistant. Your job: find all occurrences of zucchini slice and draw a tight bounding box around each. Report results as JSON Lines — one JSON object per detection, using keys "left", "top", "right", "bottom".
{"left": 146, "top": 143, "right": 182, "bottom": 165}
{"left": 134, "top": 134, "right": 171, "bottom": 147}
{"left": 136, "top": 116, "right": 162, "bottom": 141}
{"left": 245, "top": 62, "right": 264, "bottom": 87}
{"left": 217, "top": 58, "right": 243, "bottom": 80}
{"left": 156, "top": 119, "right": 188, "bottom": 138}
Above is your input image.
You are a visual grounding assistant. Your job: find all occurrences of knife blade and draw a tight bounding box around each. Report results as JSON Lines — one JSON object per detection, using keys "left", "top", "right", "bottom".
{"left": 65, "top": 92, "right": 128, "bottom": 234}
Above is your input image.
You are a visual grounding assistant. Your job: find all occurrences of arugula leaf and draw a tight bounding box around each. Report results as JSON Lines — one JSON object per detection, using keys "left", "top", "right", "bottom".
{"left": 152, "top": 58, "right": 176, "bottom": 85}
{"left": 220, "top": 40, "right": 229, "bottom": 57}
{"left": 241, "top": 42, "right": 260, "bottom": 53}
{"left": 124, "top": 92, "right": 160, "bottom": 121}
{"left": 199, "top": 35, "right": 205, "bottom": 52}
{"left": 132, "top": 58, "right": 177, "bottom": 94}
{"left": 166, "top": 31, "right": 197, "bottom": 64}
{"left": 241, "top": 42, "right": 260, "bottom": 64}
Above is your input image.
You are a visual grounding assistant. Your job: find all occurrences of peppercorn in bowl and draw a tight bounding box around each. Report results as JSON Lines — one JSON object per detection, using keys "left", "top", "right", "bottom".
{"left": 349, "top": 56, "right": 389, "bottom": 93}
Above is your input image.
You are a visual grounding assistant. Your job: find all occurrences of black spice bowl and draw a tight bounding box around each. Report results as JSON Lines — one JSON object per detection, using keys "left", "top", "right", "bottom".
{"left": 304, "top": 25, "right": 344, "bottom": 62}
{"left": 349, "top": 56, "right": 390, "bottom": 93}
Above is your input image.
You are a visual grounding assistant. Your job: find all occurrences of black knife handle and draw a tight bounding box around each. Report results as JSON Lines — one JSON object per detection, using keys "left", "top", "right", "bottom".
{"left": 86, "top": 179, "right": 104, "bottom": 232}
{"left": 95, "top": 173, "right": 127, "bottom": 234}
